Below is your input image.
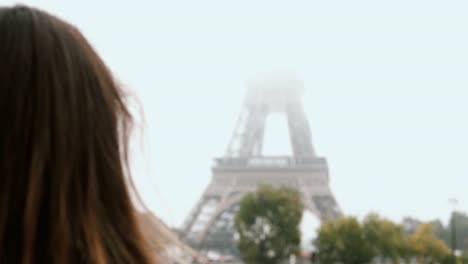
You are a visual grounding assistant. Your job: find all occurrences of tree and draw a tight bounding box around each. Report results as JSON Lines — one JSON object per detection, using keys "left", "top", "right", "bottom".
{"left": 314, "top": 216, "right": 374, "bottom": 264}
{"left": 439, "top": 212, "right": 468, "bottom": 252}
{"left": 459, "top": 251, "right": 468, "bottom": 264}
{"left": 408, "top": 223, "right": 451, "bottom": 264}
{"left": 234, "top": 185, "right": 303, "bottom": 264}
{"left": 314, "top": 214, "right": 461, "bottom": 264}
{"left": 403, "top": 212, "right": 468, "bottom": 254}
{"left": 362, "top": 213, "right": 408, "bottom": 263}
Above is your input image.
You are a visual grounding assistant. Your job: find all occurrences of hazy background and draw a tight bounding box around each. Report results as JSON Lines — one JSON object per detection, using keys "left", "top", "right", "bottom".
{"left": 3, "top": 0, "right": 468, "bottom": 236}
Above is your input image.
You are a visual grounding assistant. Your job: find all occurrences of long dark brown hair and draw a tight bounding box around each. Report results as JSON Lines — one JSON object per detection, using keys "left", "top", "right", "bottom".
{"left": 0, "top": 5, "right": 157, "bottom": 264}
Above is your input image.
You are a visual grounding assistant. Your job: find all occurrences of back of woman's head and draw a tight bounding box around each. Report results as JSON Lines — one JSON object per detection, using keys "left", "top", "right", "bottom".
{"left": 0, "top": 5, "right": 155, "bottom": 264}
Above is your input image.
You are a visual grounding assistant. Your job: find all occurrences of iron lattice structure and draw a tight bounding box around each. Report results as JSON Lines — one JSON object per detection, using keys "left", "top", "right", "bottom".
{"left": 182, "top": 78, "right": 342, "bottom": 253}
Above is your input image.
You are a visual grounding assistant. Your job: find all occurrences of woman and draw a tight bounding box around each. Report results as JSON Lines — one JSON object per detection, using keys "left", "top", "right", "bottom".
{"left": 0, "top": 5, "right": 157, "bottom": 264}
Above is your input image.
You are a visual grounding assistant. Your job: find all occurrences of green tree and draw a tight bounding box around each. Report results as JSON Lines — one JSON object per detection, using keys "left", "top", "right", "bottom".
{"left": 363, "top": 213, "right": 408, "bottom": 263}
{"left": 459, "top": 251, "right": 468, "bottom": 264}
{"left": 314, "top": 216, "right": 374, "bottom": 264}
{"left": 234, "top": 185, "right": 303, "bottom": 264}
{"left": 408, "top": 223, "right": 451, "bottom": 264}
{"left": 441, "top": 212, "right": 468, "bottom": 252}
{"left": 409, "top": 212, "right": 468, "bottom": 252}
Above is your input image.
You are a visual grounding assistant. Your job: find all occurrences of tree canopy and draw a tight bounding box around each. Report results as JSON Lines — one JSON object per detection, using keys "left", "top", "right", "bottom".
{"left": 408, "top": 223, "right": 451, "bottom": 264}
{"left": 315, "top": 216, "right": 374, "bottom": 264}
{"left": 314, "top": 214, "right": 452, "bottom": 264}
{"left": 234, "top": 185, "right": 303, "bottom": 264}
{"left": 363, "top": 213, "right": 409, "bottom": 263}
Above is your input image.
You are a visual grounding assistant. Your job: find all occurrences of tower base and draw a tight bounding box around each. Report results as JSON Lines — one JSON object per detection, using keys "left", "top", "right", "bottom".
{"left": 182, "top": 156, "right": 341, "bottom": 253}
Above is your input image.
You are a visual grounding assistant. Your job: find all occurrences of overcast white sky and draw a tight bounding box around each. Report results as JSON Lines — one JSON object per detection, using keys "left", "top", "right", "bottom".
{"left": 3, "top": 0, "right": 468, "bottom": 229}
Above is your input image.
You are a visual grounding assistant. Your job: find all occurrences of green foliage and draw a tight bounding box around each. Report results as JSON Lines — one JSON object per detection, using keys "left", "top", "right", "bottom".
{"left": 408, "top": 223, "right": 451, "bottom": 264}
{"left": 314, "top": 216, "right": 374, "bottom": 264}
{"left": 234, "top": 185, "right": 303, "bottom": 264}
{"left": 400, "top": 212, "right": 468, "bottom": 261}
{"left": 406, "top": 212, "right": 468, "bottom": 253}
{"left": 362, "top": 214, "right": 408, "bottom": 263}
{"left": 438, "top": 212, "right": 468, "bottom": 252}
{"left": 314, "top": 214, "right": 452, "bottom": 264}
{"left": 459, "top": 251, "right": 468, "bottom": 264}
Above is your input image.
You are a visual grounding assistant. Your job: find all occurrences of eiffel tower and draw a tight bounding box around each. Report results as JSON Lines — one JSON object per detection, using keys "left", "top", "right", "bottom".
{"left": 182, "top": 77, "right": 342, "bottom": 253}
